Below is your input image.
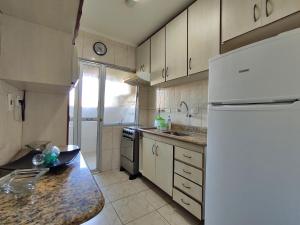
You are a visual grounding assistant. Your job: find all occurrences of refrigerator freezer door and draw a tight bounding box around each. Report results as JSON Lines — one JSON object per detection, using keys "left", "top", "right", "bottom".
{"left": 206, "top": 101, "right": 300, "bottom": 225}
{"left": 209, "top": 30, "right": 300, "bottom": 104}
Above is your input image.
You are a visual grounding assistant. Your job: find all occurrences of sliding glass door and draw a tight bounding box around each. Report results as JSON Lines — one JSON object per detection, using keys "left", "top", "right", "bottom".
{"left": 68, "top": 61, "right": 137, "bottom": 171}
{"left": 69, "top": 61, "right": 105, "bottom": 171}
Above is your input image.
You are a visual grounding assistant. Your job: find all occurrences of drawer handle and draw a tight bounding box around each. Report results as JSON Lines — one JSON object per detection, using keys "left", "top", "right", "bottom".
{"left": 181, "top": 198, "right": 190, "bottom": 206}
{"left": 183, "top": 169, "right": 191, "bottom": 175}
{"left": 183, "top": 154, "right": 192, "bottom": 159}
{"left": 182, "top": 183, "right": 191, "bottom": 189}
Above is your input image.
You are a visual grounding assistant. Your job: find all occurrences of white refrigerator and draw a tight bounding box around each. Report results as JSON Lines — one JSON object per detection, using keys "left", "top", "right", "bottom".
{"left": 206, "top": 29, "right": 300, "bottom": 225}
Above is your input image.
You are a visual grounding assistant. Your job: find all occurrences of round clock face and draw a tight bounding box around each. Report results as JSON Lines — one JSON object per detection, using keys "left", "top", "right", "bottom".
{"left": 93, "top": 42, "right": 107, "bottom": 56}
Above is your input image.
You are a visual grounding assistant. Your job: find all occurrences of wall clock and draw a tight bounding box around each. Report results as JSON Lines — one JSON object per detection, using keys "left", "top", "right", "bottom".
{"left": 93, "top": 42, "right": 107, "bottom": 56}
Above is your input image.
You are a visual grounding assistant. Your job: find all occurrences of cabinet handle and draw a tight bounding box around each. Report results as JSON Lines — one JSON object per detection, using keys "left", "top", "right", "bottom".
{"left": 189, "top": 57, "right": 192, "bottom": 70}
{"left": 265, "top": 0, "right": 271, "bottom": 17}
{"left": 162, "top": 68, "right": 165, "bottom": 79}
{"left": 166, "top": 67, "right": 169, "bottom": 77}
{"left": 183, "top": 154, "right": 192, "bottom": 159}
{"left": 182, "top": 183, "right": 191, "bottom": 189}
{"left": 183, "top": 169, "right": 192, "bottom": 175}
{"left": 181, "top": 199, "right": 190, "bottom": 206}
{"left": 253, "top": 4, "right": 259, "bottom": 22}
{"left": 151, "top": 144, "right": 155, "bottom": 155}
{"left": 155, "top": 145, "right": 158, "bottom": 156}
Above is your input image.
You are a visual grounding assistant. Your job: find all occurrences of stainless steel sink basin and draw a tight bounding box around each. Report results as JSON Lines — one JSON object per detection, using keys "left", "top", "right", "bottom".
{"left": 163, "top": 131, "right": 190, "bottom": 136}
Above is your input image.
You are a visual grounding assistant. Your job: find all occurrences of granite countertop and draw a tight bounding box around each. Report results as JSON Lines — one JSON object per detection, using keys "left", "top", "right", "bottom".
{"left": 0, "top": 151, "right": 104, "bottom": 225}
{"left": 139, "top": 128, "right": 207, "bottom": 146}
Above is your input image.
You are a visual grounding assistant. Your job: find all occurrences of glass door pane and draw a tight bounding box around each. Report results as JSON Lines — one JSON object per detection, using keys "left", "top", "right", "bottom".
{"left": 104, "top": 68, "right": 137, "bottom": 125}
{"left": 80, "top": 63, "right": 100, "bottom": 171}
{"left": 68, "top": 87, "right": 75, "bottom": 145}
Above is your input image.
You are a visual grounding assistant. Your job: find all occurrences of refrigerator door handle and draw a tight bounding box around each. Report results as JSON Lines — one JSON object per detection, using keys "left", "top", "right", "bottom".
{"left": 210, "top": 100, "right": 300, "bottom": 111}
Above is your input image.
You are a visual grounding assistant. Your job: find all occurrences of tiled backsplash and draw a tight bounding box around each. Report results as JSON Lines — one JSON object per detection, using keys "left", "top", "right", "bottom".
{"left": 0, "top": 81, "right": 23, "bottom": 165}
{"left": 139, "top": 79, "right": 208, "bottom": 128}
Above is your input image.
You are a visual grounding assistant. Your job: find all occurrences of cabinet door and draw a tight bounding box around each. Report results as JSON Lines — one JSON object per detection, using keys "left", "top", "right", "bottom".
{"left": 261, "top": 0, "right": 300, "bottom": 25}
{"left": 222, "top": 0, "right": 262, "bottom": 42}
{"left": 188, "top": 0, "right": 220, "bottom": 75}
{"left": 0, "top": 15, "right": 73, "bottom": 86}
{"left": 142, "top": 138, "right": 156, "bottom": 182}
{"left": 136, "top": 39, "right": 150, "bottom": 74}
{"left": 155, "top": 141, "right": 173, "bottom": 196}
{"left": 150, "top": 27, "right": 166, "bottom": 85}
{"left": 166, "top": 10, "right": 187, "bottom": 81}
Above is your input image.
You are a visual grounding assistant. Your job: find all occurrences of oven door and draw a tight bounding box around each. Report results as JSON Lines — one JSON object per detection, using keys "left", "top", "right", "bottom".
{"left": 121, "top": 136, "right": 134, "bottom": 162}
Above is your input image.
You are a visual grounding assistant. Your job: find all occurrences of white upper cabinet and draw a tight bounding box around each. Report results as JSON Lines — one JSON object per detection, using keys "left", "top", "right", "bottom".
{"left": 261, "top": 0, "right": 300, "bottom": 26}
{"left": 222, "top": 0, "right": 262, "bottom": 42}
{"left": 150, "top": 27, "right": 166, "bottom": 85}
{"left": 136, "top": 39, "right": 150, "bottom": 76}
{"left": 166, "top": 10, "right": 188, "bottom": 81}
{"left": 222, "top": 0, "right": 300, "bottom": 42}
{"left": 0, "top": 14, "right": 73, "bottom": 87}
{"left": 188, "top": 0, "right": 220, "bottom": 75}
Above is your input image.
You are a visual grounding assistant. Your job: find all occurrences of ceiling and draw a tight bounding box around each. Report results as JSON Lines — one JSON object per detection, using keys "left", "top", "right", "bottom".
{"left": 80, "top": 0, "right": 194, "bottom": 46}
{"left": 0, "top": 0, "right": 79, "bottom": 34}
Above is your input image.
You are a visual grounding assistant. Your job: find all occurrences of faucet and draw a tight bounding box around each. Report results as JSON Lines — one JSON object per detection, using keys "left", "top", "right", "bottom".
{"left": 179, "top": 101, "right": 191, "bottom": 118}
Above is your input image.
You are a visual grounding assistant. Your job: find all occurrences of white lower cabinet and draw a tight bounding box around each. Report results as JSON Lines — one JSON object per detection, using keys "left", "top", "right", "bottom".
{"left": 142, "top": 136, "right": 204, "bottom": 220}
{"left": 173, "top": 146, "right": 204, "bottom": 220}
{"left": 173, "top": 188, "right": 202, "bottom": 220}
{"left": 155, "top": 141, "right": 174, "bottom": 195}
{"left": 142, "top": 138, "right": 156, "bottom": 182}
{"left": 174, "top": 174, "right": 203, "bottom": 202}
{"left": 174, "top": 160, "right": 203, "bottom": 186}
{"left": 142, "top": 137, "right": 173, "bottom": 196}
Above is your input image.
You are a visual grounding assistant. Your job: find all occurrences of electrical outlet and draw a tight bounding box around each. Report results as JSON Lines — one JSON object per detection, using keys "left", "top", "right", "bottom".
{"left": 7, "top": 94, "right": 14, "bottom": 111}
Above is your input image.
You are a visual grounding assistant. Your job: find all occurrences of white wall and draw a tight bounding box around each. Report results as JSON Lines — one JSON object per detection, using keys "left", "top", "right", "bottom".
{"left": 100, "top": 126, "right": 123, "bottom": 171}
{"left": 0, "top": 80, "right": 23, "bottom": 165}
{"left": 76, "top": 30, "right": 136, "bottom": 71}
{"left": 21, "top": 91, "right": 68, "bottom": 147}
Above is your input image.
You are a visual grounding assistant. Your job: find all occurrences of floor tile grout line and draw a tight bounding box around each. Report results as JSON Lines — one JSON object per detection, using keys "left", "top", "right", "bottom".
{"left": 155, "top": 208, "right": 172, "bottom": 225}
{"left": 109, "top": 188, "right": 163, "bottom": 224}
{"left": 110, "top": 202, "right": 125, "bottom": 225}
{"left": 107, "top": 187, "right": 152, "bottom": 204}
{"left": 111, "top": 189, "right": 170, "bottom": 224}
{"left": 157, "top": 207, "right": 172, "bottom": 225}
{"left": 121, "top": 208, "right": 157, "bottom": 225}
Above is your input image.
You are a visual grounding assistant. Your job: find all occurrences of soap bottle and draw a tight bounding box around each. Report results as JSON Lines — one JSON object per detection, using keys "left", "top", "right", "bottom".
{"left": 167, "top": 115, "right": 172, "bottom": 130}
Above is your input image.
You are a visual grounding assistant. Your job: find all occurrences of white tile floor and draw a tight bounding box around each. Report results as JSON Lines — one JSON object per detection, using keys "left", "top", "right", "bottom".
{"left": 82, "top": 170, "right": 202, "bottom": 225}
{"left": 82, "top": 151, "right": 97, "bottom": 171}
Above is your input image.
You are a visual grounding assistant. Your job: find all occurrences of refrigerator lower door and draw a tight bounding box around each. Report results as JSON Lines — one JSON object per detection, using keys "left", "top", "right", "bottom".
{"left": 206, "top": 101, "right": 300, "bottom": 225}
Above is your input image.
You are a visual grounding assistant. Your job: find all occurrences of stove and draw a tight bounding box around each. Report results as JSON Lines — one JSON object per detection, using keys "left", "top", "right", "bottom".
{"left": 120, "top": 127, "right": 141, "bottom": 179}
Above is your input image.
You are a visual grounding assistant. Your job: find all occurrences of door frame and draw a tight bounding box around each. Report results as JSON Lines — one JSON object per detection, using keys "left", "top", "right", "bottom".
{"left": 73, "top": 60, "right": 106, "bottom": 171}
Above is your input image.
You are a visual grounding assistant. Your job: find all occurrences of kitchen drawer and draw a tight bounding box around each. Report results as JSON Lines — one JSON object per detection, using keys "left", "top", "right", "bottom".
{"left": 174, "top": 174, "right": 202, "bottom": 202}
{"left": 173, "top": 188, "right": 202, "bottom": 220}
{"left": 175, "top": 146, "right": 203, "bottom": 169}
{"left": 174, "top": 160, "right": 203, "bottom": 185}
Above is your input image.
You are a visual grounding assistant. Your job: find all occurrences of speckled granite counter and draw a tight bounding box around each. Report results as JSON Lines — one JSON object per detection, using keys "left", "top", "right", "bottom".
{"left": 0, "top": 152, "right": 104, "bottom": 225}
{"left": 139, "top": 128, "right": 207, "bottom": 146}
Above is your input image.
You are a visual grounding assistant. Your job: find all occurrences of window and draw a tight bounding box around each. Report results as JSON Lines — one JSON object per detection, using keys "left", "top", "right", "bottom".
{"left": 104, "top": 68, "right": 137, "bottom": 125}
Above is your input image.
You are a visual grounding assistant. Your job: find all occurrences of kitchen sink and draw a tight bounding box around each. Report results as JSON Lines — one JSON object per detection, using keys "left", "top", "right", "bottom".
{"left": 163, "top": 131, "right": 190, "bottom": 136}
